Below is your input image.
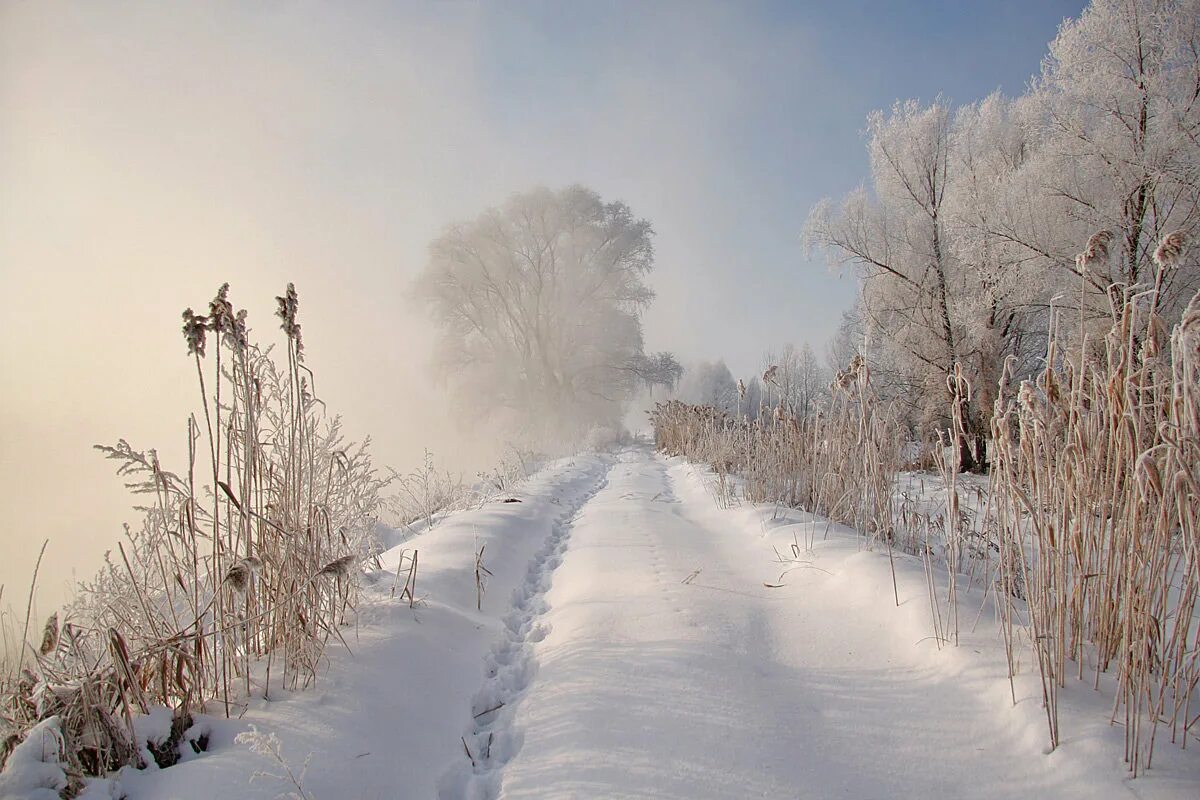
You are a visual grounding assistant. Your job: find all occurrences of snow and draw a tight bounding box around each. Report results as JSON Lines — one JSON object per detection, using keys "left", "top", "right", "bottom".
{"left": 59, "top": 445, "right": 1198, "bottom": 799}
{"left": 104, "top": 453, "right": 613, "bottom": 800}
{"left": 129, "top": 707, "right": 175, "bottom": 771}
{"left": 488, "top": 450, "right": 1197, "bottom": 798}
{"left": 0, "top": 717, "right": 67, "bottom": 800}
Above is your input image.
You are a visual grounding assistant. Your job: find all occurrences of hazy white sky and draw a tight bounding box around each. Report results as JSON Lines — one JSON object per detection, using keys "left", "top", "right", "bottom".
{"left": 0, "top": 1, "right": 1083, "bottom": 612}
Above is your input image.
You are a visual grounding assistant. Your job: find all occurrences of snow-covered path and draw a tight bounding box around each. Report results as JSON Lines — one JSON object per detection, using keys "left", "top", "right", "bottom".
{"left": 454, "top": 446, "right": 1195, "bottom": 799}
{"left": 116, "top": 444, "right": 1198, "bottom": 800}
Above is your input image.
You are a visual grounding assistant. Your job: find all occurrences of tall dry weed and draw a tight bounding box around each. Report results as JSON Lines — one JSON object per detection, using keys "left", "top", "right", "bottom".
{"left": 0, "top": 284, "right": 389, "bottom": 784}
{"left": 652, "top": 233, "right": 1200, "bottom": 773}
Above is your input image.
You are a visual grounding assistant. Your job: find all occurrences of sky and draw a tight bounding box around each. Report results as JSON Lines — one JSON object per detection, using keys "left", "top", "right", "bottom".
{"left": 0, "top": 0, "right": 1086, "bottom": 614}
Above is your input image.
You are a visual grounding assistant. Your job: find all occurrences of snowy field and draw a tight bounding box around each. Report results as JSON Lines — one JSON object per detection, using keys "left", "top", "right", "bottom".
{"left": 50, "top": 444, "right": 1194, "bottom": 800}
{"left": 5, "top": 3, "right": 1200, "bottom": 798}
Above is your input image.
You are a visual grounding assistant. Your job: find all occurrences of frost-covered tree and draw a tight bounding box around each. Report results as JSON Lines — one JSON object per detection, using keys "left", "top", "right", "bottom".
{"left": 739, "top": 375, "right": 764, "bottom": 421}
{"left": 947, "top": 92, "right": 1052, "bottom": 410}
{"left": 973, "top": 0, "right": 1200, "bottom": 328}
{"left": 806, "top": 0, "right": 1200, "bottom": 471}
{"left": 630, "top": 351, "right": 684, "bottom": 399}
{"left": 676, "top": 360, "right": 738, "bottom": 414}
{"left": 415, "top": 185, "right": 656, "bottom": 447}
{"left": 805, "top": 99, "right": 988, "bottom": 469}
{"left": 826, "top": 304, "right": 866, "bottom": 375}
{"left": 794, "top": 343, "right": 828, "bottom": 420}
{"left": 1029, "top": 0, "right": 1200, "bottom": 319}
{"left": 761, "top": 342, "right": 828, "bottom": 420}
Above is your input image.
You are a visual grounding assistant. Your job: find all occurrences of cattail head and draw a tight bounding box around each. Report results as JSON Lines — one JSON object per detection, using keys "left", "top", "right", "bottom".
{"left": 224, "top": 556, "right": 262, "bottom": 593}
{"left": 762, "top": 365, "right": 778, "bottom": 385}
{"left": 318, "top": 554, "right": 356, "bottom": 579}
{"left": 225, "top": 563, "right": 249, "bottom": 592}
{"left": 275, "top": 283, "right": 304, "bottom": 357}
{"left": 182, "top": 308, "right": 208, "bottom": 357}
{"left": 39, "top": 612, "right": 58, "bottom": 657}
{"left": 1076, "top": 230, "right": 1113, "bottom": 272}
{"left": 225, "top": 308, "right": 250, "bottom": 351}
{"left": 1142, "top": 312, "right": 1168, "bottom": 360}
{"left": 737, "top": 379, "right": 746, "bottom": 399}
{"left": 208, "top": 283, "right": 235, "bottom": 334}
{"left": 1136, "top": 450, "right": 1164, "bottom": 499}
{"left": 1018, "top": 379, "right": 1037, "bottom": 414}
{"left": 1153, "top": 231, "right": 1186, "bottom": 269}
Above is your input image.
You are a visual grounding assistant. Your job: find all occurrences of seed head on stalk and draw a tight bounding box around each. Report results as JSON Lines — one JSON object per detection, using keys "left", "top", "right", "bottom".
{"left": 275, "top": 283, "right": 303, "bottom": 358}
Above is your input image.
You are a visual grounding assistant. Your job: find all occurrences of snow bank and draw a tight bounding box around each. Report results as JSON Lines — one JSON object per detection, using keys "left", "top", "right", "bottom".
{"left": 0, "top": 717, "right": 67, "bottom": 800}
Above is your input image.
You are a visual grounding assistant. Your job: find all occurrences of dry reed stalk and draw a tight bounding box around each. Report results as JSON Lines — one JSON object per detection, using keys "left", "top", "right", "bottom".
{"left": 651, "top": 237, "right": 1200, "bottom": 773}
{"left": 475, "top": 543, "right": 492, "bottom": 612}
{"left": 0, "top": 284, "right": 390, "bottom": 782}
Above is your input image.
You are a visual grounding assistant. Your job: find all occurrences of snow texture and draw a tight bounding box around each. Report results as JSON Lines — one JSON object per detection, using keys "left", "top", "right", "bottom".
{"left": 70, "top": 445, "right": 1197, "bottom": 800}
{"left": 0, "top": 717, "right": 67, "bottom": 800}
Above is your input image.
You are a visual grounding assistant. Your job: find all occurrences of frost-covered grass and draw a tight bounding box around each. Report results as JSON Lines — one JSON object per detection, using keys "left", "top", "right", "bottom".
{"left": 988, "top": 286, "right": 1200, "bottom": 774}
{"left": 651, "top": 269, "right": 1200, "bottom": 776}
{"left": 52, "top": 445, "right": 1195, "bottom": 799}
{"left": 0, "top": 284, "right": 391, "bottom": 791}
{"left": 0, "top": 283, "right": 552, "bottom": 796}
{"left": 387, "top": 445, "right": 540, "bottom": 538}
{"left": 75, "top": 453, "right": 612, "bottom": 800}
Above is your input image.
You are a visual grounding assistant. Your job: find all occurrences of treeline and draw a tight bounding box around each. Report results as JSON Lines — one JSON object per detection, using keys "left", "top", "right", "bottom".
{"left": 805, "top": 0, "right": 1200, "bottom": 471}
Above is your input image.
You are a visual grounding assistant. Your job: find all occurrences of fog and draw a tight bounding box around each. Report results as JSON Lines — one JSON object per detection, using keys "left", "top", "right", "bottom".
{"left": 0, "top": 1, "right": 1078, "bottom": 614}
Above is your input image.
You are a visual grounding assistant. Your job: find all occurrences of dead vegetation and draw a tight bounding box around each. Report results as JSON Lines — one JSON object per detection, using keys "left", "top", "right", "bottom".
{"left": 651, "top": 233, "right": 1200, "bottom": 775}
{"left": 0, "top": 284, "right": 389, "bottom": 789}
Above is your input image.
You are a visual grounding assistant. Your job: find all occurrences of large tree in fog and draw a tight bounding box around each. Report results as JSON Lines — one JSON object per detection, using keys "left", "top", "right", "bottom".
{"left": 677, "top": 360, "right": 739, "bottom": 414}
{"left": 415, "top": 185, "right": 656, "bottom": 445}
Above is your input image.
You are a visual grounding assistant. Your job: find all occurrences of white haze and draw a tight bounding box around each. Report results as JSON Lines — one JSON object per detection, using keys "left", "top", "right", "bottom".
{"left": 0, "top": 1, "right": 1070, "bottom": 614}
{"left": 0, "top": 2, "right": 818, "bottom": 614}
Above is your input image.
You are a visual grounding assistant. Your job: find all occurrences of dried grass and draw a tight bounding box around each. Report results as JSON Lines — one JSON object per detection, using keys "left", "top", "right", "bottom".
{"left": 0, "top": 284, "right": 389, "bottom": 784}
{"left": 651, "top": 234, "right": 1200, "bottom": 774}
